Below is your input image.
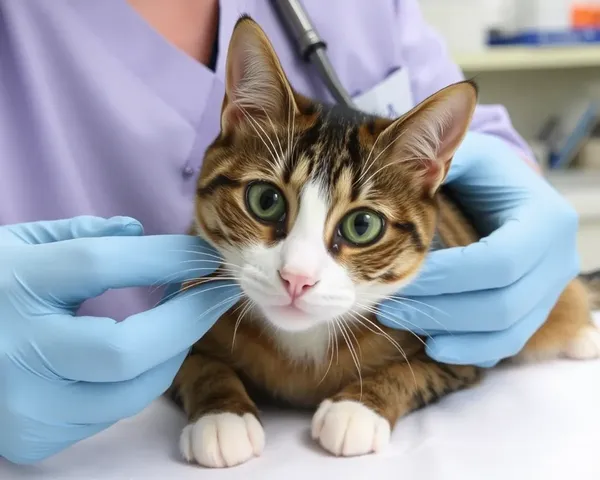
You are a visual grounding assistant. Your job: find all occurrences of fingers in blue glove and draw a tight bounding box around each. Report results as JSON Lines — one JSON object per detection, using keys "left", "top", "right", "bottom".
{"left": 2, "top": 421, "right": 111, "bottom": 465}
{"left": 26, "top": 351, "right": 188, "bottom": 426}
{"left": 425, "top": 279, "right": 567, "bottom": 366}
{"left": 37, "top": 281, "right": 242, "bottom": 382}
{"left": 377, "top": 236, "right": 577, "bottom": 333}
{"left": 4, "top": 215, "right": 143, "bottom": 245}
{"left": 24, "top": 234, "right": 226, "bottom": 303}
{"left": 401, "top": 205, "right": 576, "bottom": 298}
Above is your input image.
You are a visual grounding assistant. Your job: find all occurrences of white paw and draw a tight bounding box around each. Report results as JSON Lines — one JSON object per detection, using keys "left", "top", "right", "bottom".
{"left": 311, "top": 400, "right": 391, "bottom": 457}
{"left": 179, "top": 412, "right": 265, "bottom": 468}
{"left": 563, "top": 326, "right": 600, "bottom": 360}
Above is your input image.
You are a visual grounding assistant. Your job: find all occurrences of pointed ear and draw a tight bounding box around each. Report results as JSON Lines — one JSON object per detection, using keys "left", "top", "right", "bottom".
{"left": 221, "top": 15, "right": 298, "bottom": 135}
{"left": 377, "top": 81, "right": 478, "bottom": 196}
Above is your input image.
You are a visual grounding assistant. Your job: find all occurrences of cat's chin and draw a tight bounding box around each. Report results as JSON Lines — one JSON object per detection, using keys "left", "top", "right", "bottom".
{"left": 259, "top": 305, "right": 335, "bottom": 332}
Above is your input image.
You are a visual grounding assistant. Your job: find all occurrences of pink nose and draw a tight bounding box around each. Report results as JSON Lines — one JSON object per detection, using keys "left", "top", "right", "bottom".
{"left": 278, "top": 269, "right": 317, "bottom": 299}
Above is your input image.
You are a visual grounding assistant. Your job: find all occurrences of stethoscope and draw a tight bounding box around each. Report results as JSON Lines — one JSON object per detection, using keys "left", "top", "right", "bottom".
{"left": 270, "top": 0, "right": 355, "bottom": 108}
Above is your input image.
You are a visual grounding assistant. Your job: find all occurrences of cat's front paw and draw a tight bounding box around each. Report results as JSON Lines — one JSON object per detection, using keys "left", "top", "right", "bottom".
{"left": 311, "top": 399, "right": 391, "bottom": 457}
{"left": 180, "top": 412, "right": 265, "bottom": 468}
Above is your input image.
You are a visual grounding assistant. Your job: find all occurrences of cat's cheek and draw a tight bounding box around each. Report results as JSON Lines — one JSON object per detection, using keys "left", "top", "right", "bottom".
{"left": 311, "top": 400, "right": 391, "bottom": 457}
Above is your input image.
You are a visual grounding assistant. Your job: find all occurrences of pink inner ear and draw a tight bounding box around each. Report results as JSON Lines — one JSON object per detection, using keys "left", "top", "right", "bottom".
{"left": 393, "top": 85, "right": 475, "bottom": 194}
{"left": 422, "top": 158, "right": 443, "bottom": 190}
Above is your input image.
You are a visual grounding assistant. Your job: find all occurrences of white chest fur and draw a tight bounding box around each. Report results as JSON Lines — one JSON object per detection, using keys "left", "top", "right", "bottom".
{"left": 270, "top": 323, "right": 333, "bottom": 365}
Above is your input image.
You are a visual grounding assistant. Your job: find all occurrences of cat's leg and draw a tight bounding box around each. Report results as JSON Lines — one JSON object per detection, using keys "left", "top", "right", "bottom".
{"left": 516, "top": 278, "right": 600, "bottom": 363}
{"left": 311, "top": 359, "right": 481, "bottom": 457}
{"left": 168, "top": 352, "right": 264, "bottom": 468}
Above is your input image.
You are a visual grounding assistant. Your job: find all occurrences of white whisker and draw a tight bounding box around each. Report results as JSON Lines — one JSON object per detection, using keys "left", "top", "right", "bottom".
{"left": 373, "top": 299, "right": 452, "bottom": 336}
{"left": 158, "top": 280, "right": 241, "bottom": 306}
{"left": 347, "top": 309, "right": 417, "bottom": 388}
{"left": 355, "top": 302, "right": 431, "bottom": 346}
{"left": 317, "top": 319, "right": 335, "bottom": 386}
{"left": 232, "top": 298, "right": 254, "bottom": 351}
{"left": 336, "top": 318, "right": 362, "bottom": 399}
{"left": 235, "top": 103, "right": 281, "bottom": 171}
{"left": 258, "top": 105, "right": 286, "bottom": 171}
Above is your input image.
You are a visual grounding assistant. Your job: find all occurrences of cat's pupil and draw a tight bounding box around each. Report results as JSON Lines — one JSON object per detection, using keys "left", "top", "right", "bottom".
{"left": 260, "top": 191, "right": 278, "bottom": 211}
{"left": 353, "top": 213, "right": 371, "bottom": 236}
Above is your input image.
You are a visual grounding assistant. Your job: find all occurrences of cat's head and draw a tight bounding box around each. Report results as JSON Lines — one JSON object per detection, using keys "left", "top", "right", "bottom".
{"left": 194, "top": 15, "right": 477, "bottom": 332}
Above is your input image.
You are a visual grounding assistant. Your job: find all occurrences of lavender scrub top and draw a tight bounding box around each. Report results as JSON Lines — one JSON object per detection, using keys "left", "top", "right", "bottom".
{"left": 0, "top": 0, "right": 533, "bottom": 320}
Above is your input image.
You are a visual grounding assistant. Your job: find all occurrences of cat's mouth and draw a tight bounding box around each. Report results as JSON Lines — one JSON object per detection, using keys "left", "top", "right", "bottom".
{"left": 260, "top": 303, "right": 327, "bottom": 332}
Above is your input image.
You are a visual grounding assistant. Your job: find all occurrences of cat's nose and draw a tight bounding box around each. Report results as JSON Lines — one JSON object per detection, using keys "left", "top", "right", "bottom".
{"left": 278, "top": 268, "right": 317, "bottom": 300}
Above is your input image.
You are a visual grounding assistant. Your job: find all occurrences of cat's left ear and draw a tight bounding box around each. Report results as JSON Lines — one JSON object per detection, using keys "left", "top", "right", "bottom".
{"left": 378, "top": 81, "right": 478, "bottom": 196}
{"left": 221, "top": 15, "right": 298, "bottom": 135}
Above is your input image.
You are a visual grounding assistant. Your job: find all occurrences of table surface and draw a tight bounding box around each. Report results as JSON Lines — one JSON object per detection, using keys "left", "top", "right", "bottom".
{"left": 2, "top": 313, "right": 600, "bottom": 480}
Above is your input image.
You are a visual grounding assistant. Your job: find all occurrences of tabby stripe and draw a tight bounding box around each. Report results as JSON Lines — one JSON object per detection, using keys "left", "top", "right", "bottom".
{"left": 393, "top": 222, "right": 424, "bottom": 252}
{"left": 197, "top": 175, "right": 240, "bottom": 196}
{"left": 288, "top": 116, "right": 323, "bottom": 183}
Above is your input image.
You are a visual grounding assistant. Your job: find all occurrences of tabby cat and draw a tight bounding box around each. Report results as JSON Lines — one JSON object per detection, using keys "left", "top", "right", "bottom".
{"left": 168, "top": 15, "right": 600, "bottom": 468}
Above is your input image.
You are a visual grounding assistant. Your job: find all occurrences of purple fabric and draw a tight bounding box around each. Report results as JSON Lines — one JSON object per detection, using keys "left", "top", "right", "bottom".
{"left": 0, "top": 0, "right": 533, "bottom": 320}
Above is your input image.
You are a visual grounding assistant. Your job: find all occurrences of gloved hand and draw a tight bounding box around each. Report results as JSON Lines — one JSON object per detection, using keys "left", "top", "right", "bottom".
{"left": 376, "top": 131, "right": 579, "bottom": 367}
{"left": 0, "top": 216, "right": 240, "bottom": 464}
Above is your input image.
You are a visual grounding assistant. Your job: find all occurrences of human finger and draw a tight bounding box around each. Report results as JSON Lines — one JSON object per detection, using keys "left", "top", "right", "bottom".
{"left": 399, "top": 206, "right": 571, "bottom": 297}
{"left": 377, "top": 236, "right": 577, "bottom": 333}
{"left": 39, "top": 281, "right": 242, "bottom": 382}
{"left": 33, "top": 234, "right": 226, "bottom": 302}
{"left": 0, "top": 216, "right": 142, "bottom": 246}
{"left": 24, "top": 351, "right": 187, "bottom": 426}
{"left": 423, "top": 280, "right": 567, "bottom": 365}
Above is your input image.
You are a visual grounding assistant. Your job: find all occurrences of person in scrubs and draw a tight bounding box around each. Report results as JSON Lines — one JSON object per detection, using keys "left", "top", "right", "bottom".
{"left": 0, "top": 0, "right": 579, "bottom": 464}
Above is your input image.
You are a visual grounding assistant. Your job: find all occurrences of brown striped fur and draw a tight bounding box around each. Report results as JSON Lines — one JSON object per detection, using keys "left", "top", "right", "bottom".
{"left": 168, "top": 16, "right": 600, "bottom": 468}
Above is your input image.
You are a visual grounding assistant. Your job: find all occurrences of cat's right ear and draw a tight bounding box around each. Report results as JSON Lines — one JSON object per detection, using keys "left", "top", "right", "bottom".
{"left": 221, "top": 15, "right": 298, "bottom": 135}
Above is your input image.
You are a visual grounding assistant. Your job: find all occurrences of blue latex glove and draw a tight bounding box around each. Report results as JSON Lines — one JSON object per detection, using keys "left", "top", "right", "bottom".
{"left": 0, "top": 216, "right": 241, "bottom": 464}
{"left": 376, "top": 132, "right": 579, "bottom": 367}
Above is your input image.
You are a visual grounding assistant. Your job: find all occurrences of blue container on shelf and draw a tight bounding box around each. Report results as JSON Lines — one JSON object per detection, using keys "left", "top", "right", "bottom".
{"left": 488, "top": 28, "right": 600, "bottom": 46}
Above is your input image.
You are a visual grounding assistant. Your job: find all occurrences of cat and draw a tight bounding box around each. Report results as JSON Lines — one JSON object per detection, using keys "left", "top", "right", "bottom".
{"left": 167, "top": 15, "right": 600, "bottom": 469}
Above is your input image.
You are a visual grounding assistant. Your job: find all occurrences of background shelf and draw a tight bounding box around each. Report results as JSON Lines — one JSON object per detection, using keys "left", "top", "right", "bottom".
{"left": 455, "top": 45, "right": 600, "bottom": 72}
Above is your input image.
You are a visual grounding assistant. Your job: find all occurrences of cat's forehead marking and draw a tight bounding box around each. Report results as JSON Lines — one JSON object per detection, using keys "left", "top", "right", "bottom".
{"left": 282, "top": 103, "right": 383, "bottom": 205}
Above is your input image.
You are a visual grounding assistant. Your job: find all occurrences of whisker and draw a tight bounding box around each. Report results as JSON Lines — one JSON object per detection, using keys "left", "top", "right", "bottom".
{"left": 172, "top": 258, "right": 242, "bottom": 271}
{"left": 157, "top": 280, "right": 241, "bottom": 306}
{"left": 359, "top": 293, "right": 450, "bottom": 318}
{"left": 286, "top": 93, "right": 293, "bottom": 172}
{"left": 258, "top": 105, "right": 286, "bottom": 171}
{"left": 232, "top": 298, "right": 253, "bottom": 351}
{"left": 361, "top": 154, "right": 422, "bottom": 189}
{"left": 336, "top": 318, "right": 362, "bottom": 399}
{"left": 332, "top": 319, "right": 339, "bottom": 365}
{"left": 235, "top": 103, "right": 280, "bottom": 171}
{"left": 355, "top": 302, "right": 431, "bottom": 346}
{"left": 347, "top": 309, "right": 418, "bottom": 388}
{"left": 373, "top": 300, "right": 452, "bottom": 336}
{"left": 355, "top": 128, "right": 408, "bottom": 186}
{"left": 165, "top": 248, "right": 240, "bottom": 266}
{"left": 317, "top": 319, "right": 335, "bottom": 386}
{"left": 149, "top": 265, "right": 241, "bottom": 295}
{"left": 193, "top": 291, "right": 244, "bottom": 324}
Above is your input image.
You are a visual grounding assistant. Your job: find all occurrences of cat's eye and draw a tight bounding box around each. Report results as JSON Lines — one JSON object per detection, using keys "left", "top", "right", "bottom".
{"left": 246, "top": 182, "right": 286, "bottom": 223}
{"left": 339, "top": 209, "right": 384, "bottom": 246}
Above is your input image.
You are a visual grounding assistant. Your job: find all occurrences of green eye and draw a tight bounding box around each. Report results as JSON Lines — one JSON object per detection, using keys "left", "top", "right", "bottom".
{"left": 246, "top": 182, "right": 286, "bottom": 222}
{"left": 340, "top": 209, "right": 384, "bottom": 245}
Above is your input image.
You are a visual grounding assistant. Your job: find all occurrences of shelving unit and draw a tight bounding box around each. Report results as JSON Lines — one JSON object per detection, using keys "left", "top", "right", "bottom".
{"left": 450, "top": 46, "right": 600, "bottom": 270}
{"left": 455, "top": 45, "right": 600, "bottom": 72}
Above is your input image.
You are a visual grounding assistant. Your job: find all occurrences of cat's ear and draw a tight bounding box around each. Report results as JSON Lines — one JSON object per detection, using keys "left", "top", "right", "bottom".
{"left": 378, "top": 81, "right": 478, "bottom": 196}
{"left": 221, "top": 15, "right": 298, "bottom": 135}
